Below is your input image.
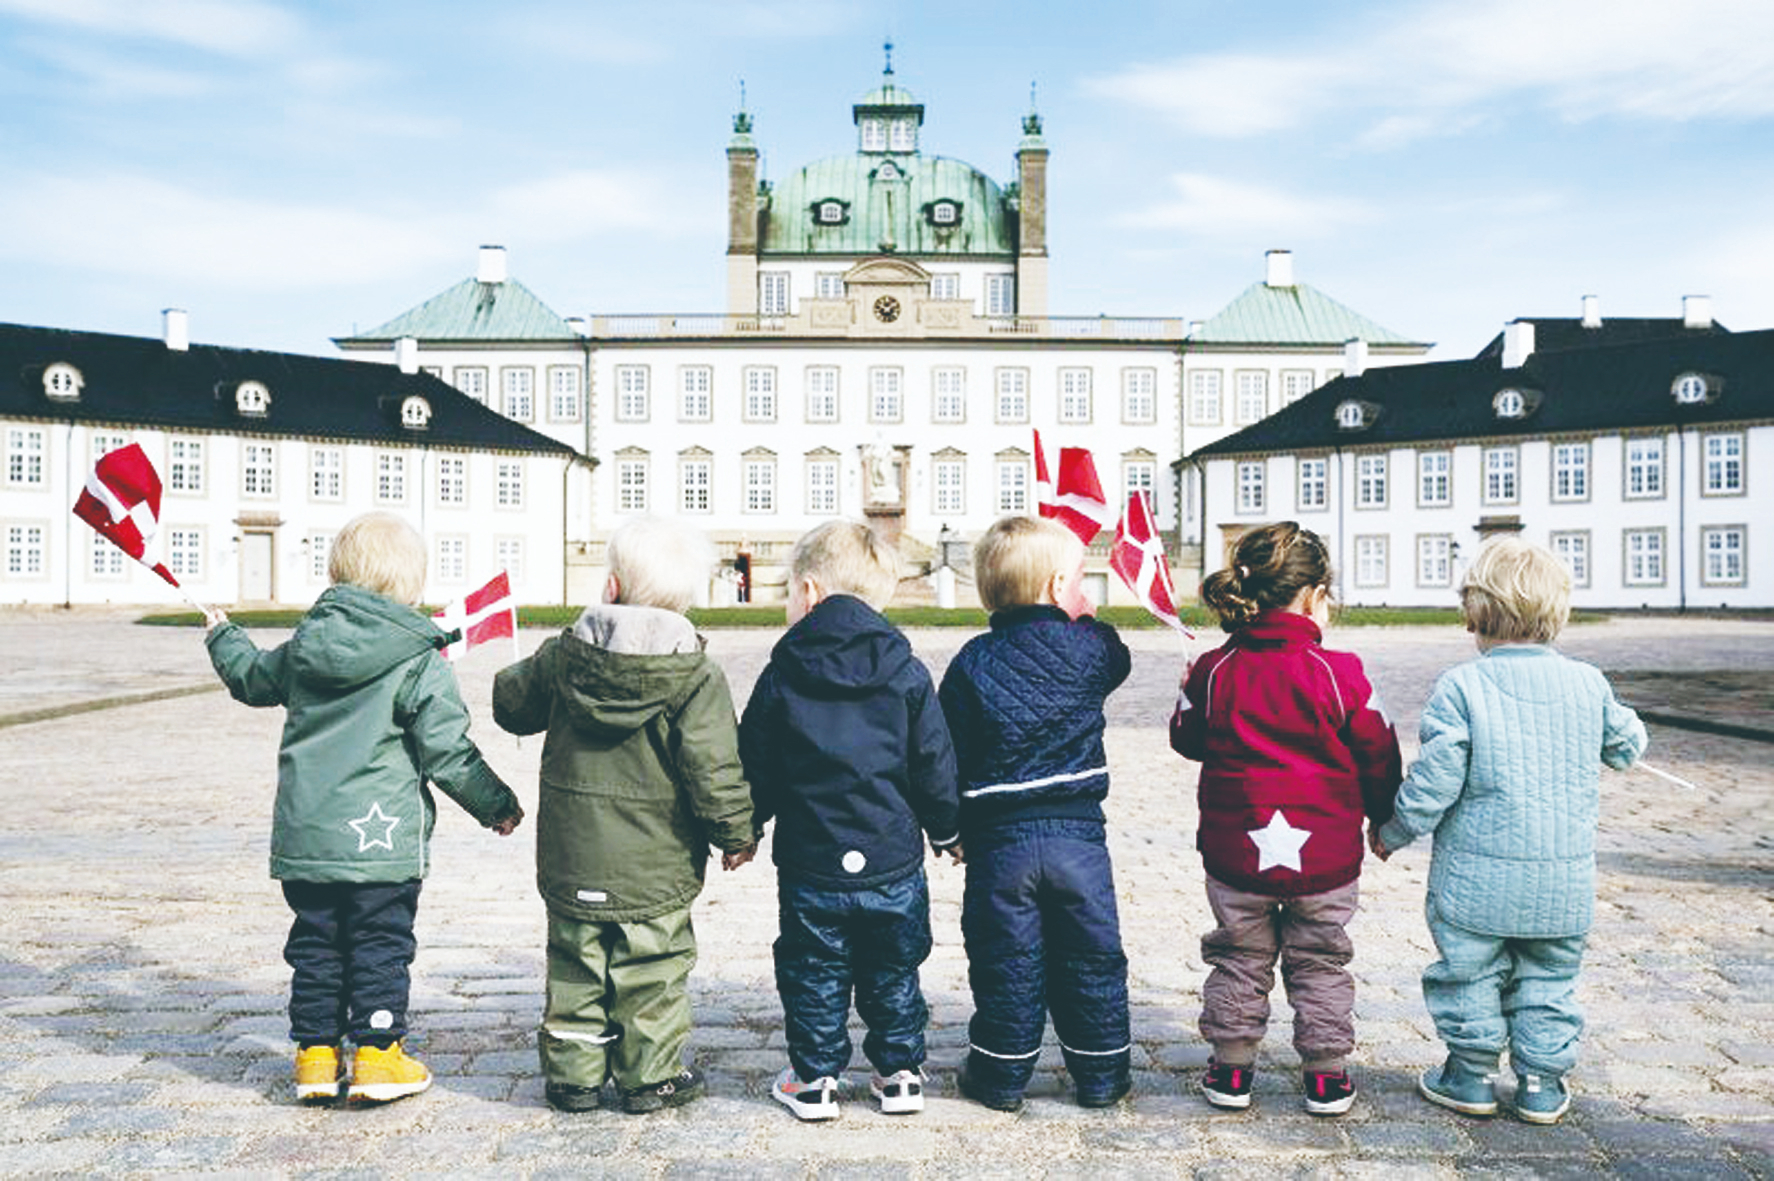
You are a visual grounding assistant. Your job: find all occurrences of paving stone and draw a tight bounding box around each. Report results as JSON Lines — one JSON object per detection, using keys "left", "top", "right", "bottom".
{"left": 1608, "top": 1156, "right": 1757, "bottom": 1181}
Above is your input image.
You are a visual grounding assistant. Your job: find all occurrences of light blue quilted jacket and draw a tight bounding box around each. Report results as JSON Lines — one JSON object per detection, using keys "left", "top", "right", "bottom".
{"left": 1377, "top": 645, "right": 1647, "bottom": 937}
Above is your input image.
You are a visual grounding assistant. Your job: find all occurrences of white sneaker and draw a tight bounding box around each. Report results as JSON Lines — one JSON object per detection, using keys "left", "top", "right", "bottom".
{"left": 870, "top": 1068, "right": 925, "bottom": 1115}
{"left": 772, "top": 1067, "right": 840, "bottom": 1121}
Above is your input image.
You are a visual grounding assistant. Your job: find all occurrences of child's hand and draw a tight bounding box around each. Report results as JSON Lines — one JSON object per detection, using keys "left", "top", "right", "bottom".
{"left": 722, "top": 844, "right": 757, "bottom": 871}
{"left": 1367, "top": 827, "right": 1390, "bottom": 861}
{"left": 492, "top": 807, "right": 524, "bottom": 836}
{"left": 203, "top": 606, "right": 230, "bottom": 631}
{"left": 933, "top": 840, "right": 964, "bottom": 865}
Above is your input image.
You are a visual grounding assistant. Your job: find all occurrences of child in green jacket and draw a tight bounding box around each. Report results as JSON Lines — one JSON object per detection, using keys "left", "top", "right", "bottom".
{"left": 206, "top": 511, "right": 524, "bottom": 1107}
{"left": 493, "top": 516, "right": 755, "bottom": 1115}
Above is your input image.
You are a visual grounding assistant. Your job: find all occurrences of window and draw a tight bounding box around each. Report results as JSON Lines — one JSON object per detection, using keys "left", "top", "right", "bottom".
{"left": 44, "top": 362, "right": 82, "bottom": 400}
{"left": 399, "top": 396, "right": 431, "bottom": 429}
{"left": 1418, "top": 451, "right": 1451, "bottom": 507}
{"left": 1298, "top": 457, "right": 1327, "bottom": 511}
{"left": 5, "top": 427, "right": 45, "bottom": 487}
{"left": 814, "top": 203, "right": 847, "bottom": 228}
{"left": 759, "top": 271, "right": 790, "bottom": 317}
{"left": 1236, "top": 461, "right": 1265, "bottom": 514}
{"left": 1702, "top": 526, "right": 1746, "bottom": 586}
{"left": 928, "top": 199, "right": 960, "bottom": 226}
{"left": 806, "top": 456, "right": 839, "bottom": 514}
{"left": 6, "top": 523, "right": 46, "bottom": 577}
{"left": 932, "top": 367, "right": 965, "bottom": 423}
{"left": 308, "top": 532, "right": 332, "bottom": 581}
{"left": 167, "top": 529, "right": 203, "bottom": 580}
{"left": 1235, "top": 371, "right": 1268, "bottom": 424}
{"left": 436, "top": 536, "right": 467, "bottom": 582}
{"left": 1552, "top": 442, "right": 1590, "bottom": 502}
{"left": 744, "top": 367, "right": 777, "bottom": 421}
{"left": 1625, "top": 529, "right": 1665, "bottom": 586}
{"left": 805, "top": 367, "right": 840, "bottom": 423}
{"left": 242, "top": 442, "right": 276, "bottom": 497}
{"left": 613, "top": 366, "right": 649, "bottom": 422}
{"left": 679, "top": 366, "right": 712, "bottom": 422}
{"left": 496, "top": 461, "right": 524, "bottom": 509}
{"left": 1281, "top": 370, "right": 1316, "bottom": 405}
{"left": 167, "top": 438, "right": 204, "bottom": 494}
{"left": 995, "top": 368, "right": 1029, "bottom": 423}
{"left": 375, "top": 452, "right": 406, "bottom": 504}
{"left": 1625, "top": 437, "right": 1664, "bottom": 498}
{"left": 1493, "top": 388, "right": 1526, "bottom": 419}
{"left": 1702, "top": 433, "right": 1743, "bottom": 495}
{"left": 1354, "top": 536, "right": 1387, "bottom": 587}
{"left": 436, "top": 456, "right": 466, "bottom": 506}
{"left": 617, "top": 458, "right": 648, "bottom": 513}
{"left": 680, "top": 456, "right": 712, "bottom": 513}
{"left": 1188, "top": 370, "right": 1222, "bottom": 425}
{"left": 814, "top": 271, "right": 844, "bottom": 298}
{"left": 1356, "top": 454, "right": 1387, "bottom": 508}
{"left": 934, "top": 457, "right": 965, "bottom": 515}
{"left": 1417, "top": 535, "right": 1454, "bottom": 588}
{"left": 90, "top": 531, "right": 126, "bottom": 578}
{"left": 496, "top": 538, "right": 524, "bottom": 584}
{"left": 1124, "top": 460, "right": 1156, "bottom": 508}
{"left": 1551, "top": 531, "right": 1591, "bottom": 587}
{"left": 869, "top": 367, "right": 903, "bottom": 423}
{"left": 90, "top": 431, "right": 128, "bottom": 465}
{"left": 996, "top": 458, "right": 1029, "bottom": 513}
{"left": 930, "top": 273, "right": 960, "bottom": 301}
{"left": 1484, "top": 447, "right": 1518, "bottom": 504}
{"left": 743, "top": 455, "right": 776, "bottom": 513}
{"left": 501, "top": 368, "right": 534, "bottom": 421}
{"left": 861, "top": 117, "right": 887, "bottom": 152}
{"left": 310, "top": 446, "right": 344, "bottom": 501}
{"left": 235, "top": 381, "right": 270, "bottom": 417}
{"left": 453, "top": 367, "right": 488, "bottom": 404}
{"left": 549, "top": 366, "right": 582, "bottom": 422}
{"left": 1122, "top": 368, "right": 1156, "bottom": 424}
{"left": 1059, "top": 368, "right": 1092, "bottom": 424}
{"left": 985, "top": 274, "right": 1015, "bottom": 317}
{"left": 1336, "top": 401, "right": 1366, "bottom": 430}
{"left": 1673, "top": 372, "right": 1709, "bottom": 404}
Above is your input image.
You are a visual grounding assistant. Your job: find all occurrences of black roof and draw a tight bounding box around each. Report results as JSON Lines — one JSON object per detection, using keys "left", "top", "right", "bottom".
{"left": 1473, "top": 316, "right": 1729, "bottom": 359}
{"left": 1192, "top": 326, "right": 1774, "bottom": 459}
{"left": 1, "top": 322, "right": 576, "bottom": 456}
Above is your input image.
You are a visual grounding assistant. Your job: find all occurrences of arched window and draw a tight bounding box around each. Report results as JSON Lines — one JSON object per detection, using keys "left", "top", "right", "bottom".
{"left": 400, "top": 395, "right": 432, "bottom": 429}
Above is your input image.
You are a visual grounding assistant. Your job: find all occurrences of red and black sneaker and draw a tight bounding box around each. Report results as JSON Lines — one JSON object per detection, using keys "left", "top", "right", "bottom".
{"left": 1304, "top": 1069, "right": 1357, "bottom": 1116}
{"left": 1200, "top": 1059, "right": 1254, "bottom": 1109}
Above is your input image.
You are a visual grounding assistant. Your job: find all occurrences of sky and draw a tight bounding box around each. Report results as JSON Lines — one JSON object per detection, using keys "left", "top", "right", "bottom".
{"left": 3, "top": 0, "right": 1773, "bottom": 362}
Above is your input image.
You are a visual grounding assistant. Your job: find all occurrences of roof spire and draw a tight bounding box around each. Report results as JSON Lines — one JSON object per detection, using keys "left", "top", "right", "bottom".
{"left": 883, "top": 38, "right": 894, "bottom": 77}
{"left": 1021, "top": 80, "right": 1044, "bottom": 140}
{"left": 732, "top": 79, "right": 753, "bottom": 137}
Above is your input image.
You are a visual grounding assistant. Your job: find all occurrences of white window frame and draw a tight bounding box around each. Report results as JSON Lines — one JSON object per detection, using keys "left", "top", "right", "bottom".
{"left": 548, "top": 366, "right": 583, "bottom": 422}
{"left": 90, "top": 530, "right": 127, "bottom": 579}
{"left": 679, "top": 456, "right": 712, "bottom": 514}
{"left": 167, "top": 437, "right": 205, "bottom": 495}
{"left": 1483, "top": 446, "right": 1518, "bottom": 505}
{"left": 744, "top": 367, "right": 777, "bottom": 422}
{"left": 1059, "top": 368, "right": 1092, "bottom": 424}
{"left": 501, "top": 367, "right": 534, "bottom": 421}
{"left": 167, "top": 527, "right": 203, "bottom": 581}
{"left": 436, "top": 455, "right": 467, "bottom": 507}
{"left": 89, "top": 431, "right": 129, "bottom": 466}
{"left": 869, "top": 367, "right": 903, "bottom": 424}
{"left": 435, "top": 535, "right": 468, "bottom": 583}
{"left": 495, "top": 537, "right": 524, "bottom": 584}
{"left": 1418, "top": 451, "right": 1451, "bottom": 508}
{"left": 995, "top": 458, "right": 1029, "bottom": 514}
{"left": 1701, "top": 525, "right": 1746, "bottom": 586}
{"left": 1235, "top": 370, "right": 1268, "bottom": 425}
{"left": 743, "top": 456, "right": 776, "bottom": 513}
{"left": 242, "top": 441, "right": 276, "bottom": 498}
{"left": 933, "top": 458, "right": 965, "bottom": 515}
{"left": 1354, "top": 535, "right": 1387, "bottom": 588}
{"left": 1121, "top": 368, "right": 1156, "bottom": 424}
{"left": 616, "top": 457, "right": 648, "bottom": 513}
{"left": 1355, "top": 453, "right": 1387, "bottom": 509}
{"left": 1188, "top": 370, "right": 1223, "bottom": 426}
{"left": 759, "top": 271, "right": 790, "bottom": 317}
{"left": 1624, "top": 528, "right": 1666, "bottom": 587}
{"left": 806, "top": 366, "right": 840, "bottom": 423}
{"left": 932, "top": 367, "right": 965, "bottom": 423}
{"left": 930, "top": 273, "right": 961, "bottom": 301}
{"left": 1297, "top": 457, "right": 1328, "bottom": 512}
{"left": 679, "top": 366, "right": 712, "bottom": 422}
{"left": 453, "top": 367, "right": 488, "bottom": 404}
{"left": 496, "top": 460, "right": 524, "bottom": 510}
{"left": 4, "top": 523, "right": 46, "bottom": 579}
{"left": 1281, "top": 370, "right": 1316, "bottom": 405}
{"left": 806, "top": 456, "right": 839, "bottom": 515}
{"left": 1550, "top": 530, "right": 1591, "bottom": 588}
{"left": 1417, "top": 534, "right": 1454, "bottom": 588}
{"left": 860, "top": 117, "right": 887, "bottom": 152}
{"left": 5, "top": 427, "right": 45, "bottom": 488}
{"left": 994, "top": 368, "right": 1029, "bottom": 423}
{"left": 1123, "top": 460, "right": 1156, "bottom": 509}
{"left": 310, "top": 445, "right": 344, "bottom": 502}
{"left": 615, "top": 365, "right": 650, "bottom": 423}
{"left": 985, "top": 273, "right": 1015, "bottom": 317}
{"left": 375, "top": 452, "right": 406, "bottom": 505}
{"left": 1236, "top": 461, "right": 1265, "bottom": 514}
{"left": 1552, "top": 441, "right": 1590, "bottom": 503}
{"left": 308, "top": 532, "right": 332, "bottom": 582}
{"left": 814, "top": 271, "right": 845, "bottom": 299}
{"left": 1624, "top": 436, "right": 1665, "bottom": 499}
{"left": 1702, "top": 432, "right": 1744, "bottom": 496}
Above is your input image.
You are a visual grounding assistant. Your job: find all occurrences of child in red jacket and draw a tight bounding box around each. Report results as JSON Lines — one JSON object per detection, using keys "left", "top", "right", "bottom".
{"left": 1170, "top": 522, "right": 1400, "bottom": 1116}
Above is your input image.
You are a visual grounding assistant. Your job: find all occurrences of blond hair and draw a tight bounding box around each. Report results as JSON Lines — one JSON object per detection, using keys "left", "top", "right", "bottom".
{"left": 973, "top": 515, "right": 1082, "bottom": 614}
{"left": 1460, "top": 536, "right": 1571, "bottom": 644}
{"left": 1200, "top": 521, "right": 1333, "bottom": 631}
{"left": 606, "top": 516, "right": 715, "bottom": 614}
{"left": 790, "top": 520, "right": 900, "bottom": 608}
{"left": 328, "top": 512, "right": 428, "bottom": 605}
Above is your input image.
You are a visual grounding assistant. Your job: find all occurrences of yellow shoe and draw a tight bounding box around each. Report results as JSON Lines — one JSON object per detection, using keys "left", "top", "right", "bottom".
{"left": 347, "top": 1041, "right": 432, "bottom": 1105}
{"left": 294, "top": 1045, "right": 343, "bottom": 1105}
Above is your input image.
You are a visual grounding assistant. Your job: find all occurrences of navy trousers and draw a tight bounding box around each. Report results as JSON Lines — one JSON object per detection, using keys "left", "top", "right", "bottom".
{"left": 281, "top": 879, "right": 421, "bottom": 1048}
{"left": 961, "top": 819, "right": 1131, "bottom": 1102}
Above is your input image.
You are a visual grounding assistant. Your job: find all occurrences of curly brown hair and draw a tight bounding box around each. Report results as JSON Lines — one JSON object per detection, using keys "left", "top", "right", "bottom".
{"left": 1200, "top": 521, "right": 1333, "bottom": 631}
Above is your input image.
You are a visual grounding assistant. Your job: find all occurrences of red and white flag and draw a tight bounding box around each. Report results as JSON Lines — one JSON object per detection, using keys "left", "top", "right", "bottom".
{"left": 73, "top": 443, "right": 179, "bottom": 588}
{"left": 1110, "top": 492, "right": 1193, "bottom": 637}
{"left": 1033, "top": 429, "right": 1116, "bottom": 545}
{"left": 433, "top": 571, "right": 517, "bottom": 661}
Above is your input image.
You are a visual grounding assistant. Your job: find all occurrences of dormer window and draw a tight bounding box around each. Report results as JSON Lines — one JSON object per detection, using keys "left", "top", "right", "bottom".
{"left": 861, "top": 117, "right": 887, "bottom": 152}
{"left": 1494, "top": 388, "right": 1526, "bottom": 418}
{"left": 1672, "top": 372, "right": 1716, "bottom": 405}
{"left": 43, "top": 362, "right": 83, "bottom": 401}
{"left": 400, "top": 395, "right": 432, "bottom": 430}
{"left": 235, "top": 381, "right": 270, "bottom": 417}
{"left": 925, "top": 200, "right": 962, "bottom": 227}
{"left": 888, "top": 117, "right": 916, "bottom": 151}
{"left": 812, "top": 199, "right": 849, "bottom": 227}
{"left": 1335, "top": 400, "right": 1367, "bottom": 430}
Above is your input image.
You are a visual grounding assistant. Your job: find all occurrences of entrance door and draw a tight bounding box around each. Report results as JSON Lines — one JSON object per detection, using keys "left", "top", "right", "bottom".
{"left": 240, "top": 532, "right": 274, "bottom": 602}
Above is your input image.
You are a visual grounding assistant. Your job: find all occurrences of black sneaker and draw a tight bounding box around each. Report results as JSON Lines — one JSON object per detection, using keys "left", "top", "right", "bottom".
{"left": 545, "top": 1081, "right": 602, "bottom": 1112}
{"left": 621, "top": 1066, "right": 705, "bottom": 1114}
{"left": 1303, "top": 1069, "right": 1356, "bottom": 1116}
{"left": 956, "top": 1062, "right": 1024, "bottom": 1113}
{"left": 1201, "top": 1059, "right": 1254, "bottom": 1110}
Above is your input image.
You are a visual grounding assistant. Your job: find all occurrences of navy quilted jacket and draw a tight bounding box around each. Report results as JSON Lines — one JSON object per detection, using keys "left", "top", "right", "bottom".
{"left": 938, "top": 604, "right": 1132, "bottom": 837}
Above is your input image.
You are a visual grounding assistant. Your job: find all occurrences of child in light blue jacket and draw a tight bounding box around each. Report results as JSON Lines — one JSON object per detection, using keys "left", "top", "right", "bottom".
{"left": 1373, "top": 537, "right": 1646, "bottom": 1126}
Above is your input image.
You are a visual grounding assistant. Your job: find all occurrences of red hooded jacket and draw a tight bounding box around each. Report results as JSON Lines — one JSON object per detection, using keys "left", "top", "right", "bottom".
{"left": 1170, "top": 611, "right": 1401, "bottom": 897}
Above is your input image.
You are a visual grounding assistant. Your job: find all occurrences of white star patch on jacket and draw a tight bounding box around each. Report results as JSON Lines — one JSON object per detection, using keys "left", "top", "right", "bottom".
{"left": 1248, "top": 809, "right": 1311, "bottom": 873}
{"left": 347, "top": 803, "right": 401, "bottom": 853}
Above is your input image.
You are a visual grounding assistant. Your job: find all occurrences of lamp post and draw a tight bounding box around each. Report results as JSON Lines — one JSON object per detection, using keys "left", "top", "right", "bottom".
{"left": 934, "top": 523, "right": 957, "bottom": 609}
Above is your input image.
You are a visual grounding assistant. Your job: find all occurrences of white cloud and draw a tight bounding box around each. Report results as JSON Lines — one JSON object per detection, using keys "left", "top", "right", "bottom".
{"left": 488, "top": 171, "right": 699, "bottom": 238}
{"left": 0, "top": 0, "right": 302, "bottom": 57}
{"left": 1117, "top": 172, "right": 1372, "bottom": 238}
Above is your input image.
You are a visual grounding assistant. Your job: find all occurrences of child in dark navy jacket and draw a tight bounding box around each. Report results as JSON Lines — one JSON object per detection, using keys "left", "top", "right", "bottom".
{"left": 938, "top": 515, "right": 1134, "bottom": 1111}
{"left": 739, "top": 521, "right": 961, "bottom": 1121}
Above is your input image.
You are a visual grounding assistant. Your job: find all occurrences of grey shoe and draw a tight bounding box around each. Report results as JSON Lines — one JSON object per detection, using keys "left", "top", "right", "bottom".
{"left": 1418, "top": 1055, "right": 1498, "bottom": 1117}
{"left": 1512, "top": 1071, "right": 1571, "bottom": 1125}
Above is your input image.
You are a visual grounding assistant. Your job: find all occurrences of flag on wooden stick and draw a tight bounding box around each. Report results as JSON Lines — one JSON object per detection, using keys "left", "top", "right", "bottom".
{"left": 1109, "top": 492, "right": 1193, "bottom": 637}
{"left": 1033, "top": 429, "right": 1116, "bottom": 545}
{"left": 73, "top": 443, "right": 179, "bottom": 588}
{"left": 433, "top": 571, "right": 517, "bottom": 661}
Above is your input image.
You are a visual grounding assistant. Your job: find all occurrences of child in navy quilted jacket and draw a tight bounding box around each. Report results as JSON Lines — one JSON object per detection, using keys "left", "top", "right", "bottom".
{"left": 1171, "top": 521, "right": 1401, "bottom": 1116}
{"left": 1372, "top": 537, "right": 1645, "bottom": 1126}
{"left": 939, "top": 515, "right": 1133, "bottom": 1111}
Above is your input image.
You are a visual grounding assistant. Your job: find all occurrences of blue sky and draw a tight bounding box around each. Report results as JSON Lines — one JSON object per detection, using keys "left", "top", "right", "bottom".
{"left": 3, "top": 0, "right": 1772, "bottom": 361}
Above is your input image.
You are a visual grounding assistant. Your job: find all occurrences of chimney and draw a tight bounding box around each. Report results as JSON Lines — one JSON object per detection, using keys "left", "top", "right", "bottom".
{"left": 1581, "top": 295, "right": 1601, "bottom": 329}
{"left": 394, "top": 336, "right": 419, "bottom": 375}
{"left": 163, "top": 308, "right": 189, "bottom": 352}
{"left": 566, "top": 316, "right": 589, "bottom": 337}
{"left": 477, "top": 245, "right": 508, "bottom": 285}
{"left": 1502, "top": 320, "right": 1535, "bottom": 369}
{"left": 1683, "top": 295, "right": 1712, "bottom": 329}
{"left": 1265, "top": 249, "right": 1295, "bottom": 288}
{"left": 1343, "top": 338, "right": 1367, "bottom": 378}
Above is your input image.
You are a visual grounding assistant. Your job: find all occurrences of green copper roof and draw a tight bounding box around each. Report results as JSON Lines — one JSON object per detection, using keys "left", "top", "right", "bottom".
{"left": 856, "top": 81, "right": 920, "bottom": 109}
{"left": 762, "top": 154, "right": 1013, "bottom": 256}
{"left": 1193, "top": 281, "right": 1423, "bottom": 347}
{"left": 339, "top": 277, "right": 574, "bottom": 344}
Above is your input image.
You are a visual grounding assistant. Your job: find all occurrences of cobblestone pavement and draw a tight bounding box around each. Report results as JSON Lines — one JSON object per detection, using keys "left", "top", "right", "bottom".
{"left": 1, "top": 612, "right": 1770, "bottom": 1179}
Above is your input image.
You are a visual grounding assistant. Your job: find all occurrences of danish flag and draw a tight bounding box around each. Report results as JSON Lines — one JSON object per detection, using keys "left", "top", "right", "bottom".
{"left": 73, "top": 443, "right": 179, "bottom": 588}
{"left": 1110, "top": 491, "right": 1193, "bottom": 637}
{"left": 1033, "top": 429, "right": 1116, "bottom": 545}
{"left": 433, "top": 570, "right": 517, "bottom": 661}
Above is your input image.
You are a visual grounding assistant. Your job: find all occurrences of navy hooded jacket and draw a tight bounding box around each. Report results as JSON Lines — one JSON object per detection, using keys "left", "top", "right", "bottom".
{"left": 739, "top": 594, "right": 960, "bottom": 890}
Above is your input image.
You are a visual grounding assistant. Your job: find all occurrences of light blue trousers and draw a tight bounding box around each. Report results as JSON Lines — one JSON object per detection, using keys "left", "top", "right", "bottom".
{"left": 1423, "top": 901, "right": 1587, "bottom": 1076}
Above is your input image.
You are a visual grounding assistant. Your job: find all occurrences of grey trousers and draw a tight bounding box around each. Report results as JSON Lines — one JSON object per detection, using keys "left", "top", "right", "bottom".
{"left": 1199, "top": 875, "right": 1360, "bottom": 1072}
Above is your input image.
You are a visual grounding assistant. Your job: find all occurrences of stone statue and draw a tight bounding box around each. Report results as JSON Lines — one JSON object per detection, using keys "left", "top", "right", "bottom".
{"left": 863, "top": 439, "right": 900, "bottom": 506}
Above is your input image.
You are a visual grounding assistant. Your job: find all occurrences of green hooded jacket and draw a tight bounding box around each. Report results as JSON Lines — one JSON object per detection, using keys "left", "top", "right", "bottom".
{"left": 207, "top": 583, "right": 520, "bottom": 883}
{"left": 492, "top": 604, "right": 754, "bottom": 923}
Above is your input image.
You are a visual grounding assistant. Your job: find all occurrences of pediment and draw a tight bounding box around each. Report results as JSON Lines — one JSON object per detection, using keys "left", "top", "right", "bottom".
{"left": 844, "top": 256, "right": 932, "bottom": 288}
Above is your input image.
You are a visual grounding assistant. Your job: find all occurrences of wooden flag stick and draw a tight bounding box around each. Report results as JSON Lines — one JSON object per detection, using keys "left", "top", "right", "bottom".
{"left": 1636, "top": 760, "right": 1700, "bottom": 791}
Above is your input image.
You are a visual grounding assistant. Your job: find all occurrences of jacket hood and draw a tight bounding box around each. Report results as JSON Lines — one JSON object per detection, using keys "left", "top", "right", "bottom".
{"left": 552, "top": 603, "right": 708, "bottom": 737}
{"left": 1233, "top": 609, "right": 1323, "bottom": 649}
{"left": 771, "top": 594, "right": 914, "bottom": 699}
{"left": 287, "top": 584, "right": 444, "bottom": 691}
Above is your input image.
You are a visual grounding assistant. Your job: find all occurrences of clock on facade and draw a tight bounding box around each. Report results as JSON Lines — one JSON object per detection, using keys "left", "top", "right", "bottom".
{"left": 873, "top": 295, "right": 901, "bottom": 323}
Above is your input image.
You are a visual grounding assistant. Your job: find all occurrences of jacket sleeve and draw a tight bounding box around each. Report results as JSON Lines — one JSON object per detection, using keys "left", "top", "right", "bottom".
{"left": 905, "top": 670, "right": 961, "bottom": 848}
{"left": 401, "top": 654, "right": 521, "bottom": 827}
{"left": 671, "top": 663, "right": 755, "bottom": 853}
{"left": 1169, "top": 653, "right": 1209, "bottom": 760}
{"left": 1095, "top": 620, "right": 1133, "bottom": 694}
{"left": 737, "top": 669, "right": 783, "bottom": 832}
{"left": 1339, "top": 658, "right": 1403, "bottom": 825}
{"left": 1377, "top": 673, "right": 1470, "bottom": 853}
{"left": 491, "top": 637, "right": 556, "bottom": 736}
{"left": 936, "top": 660, "right": 979, "bottom": 788}
{"left": 205, "top": 622, "right": 289, "bottom": 708}
{"left": 1600, "top": 680, "right": 1648, "bottom": 771}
